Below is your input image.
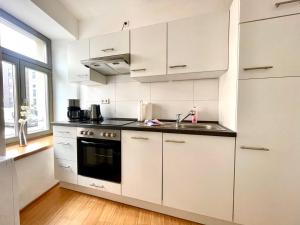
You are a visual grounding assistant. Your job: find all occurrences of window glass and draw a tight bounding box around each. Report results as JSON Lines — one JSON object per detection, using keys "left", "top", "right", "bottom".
{"left": 2, "top": 60, "right": 17, "bottom": 138}
{"left": 0, "top": 19, "right": 47, "bottom": 63}
{"left": 25, "top": 67, "right": 49, "bottom": 134}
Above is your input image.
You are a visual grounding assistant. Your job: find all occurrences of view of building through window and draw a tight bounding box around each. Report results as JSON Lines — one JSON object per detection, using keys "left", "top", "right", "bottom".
{"left": 2, "top": 61, "right": 17, "bottom": 138}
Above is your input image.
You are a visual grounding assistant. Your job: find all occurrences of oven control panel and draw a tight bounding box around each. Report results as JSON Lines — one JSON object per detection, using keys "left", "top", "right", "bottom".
{"left": 77, "top": 128, "right": 121, "bottom": 141}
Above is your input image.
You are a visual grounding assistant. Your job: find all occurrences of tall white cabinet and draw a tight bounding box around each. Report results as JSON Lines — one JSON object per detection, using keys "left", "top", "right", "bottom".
{"left": 235, "top": 77, "right": 300, "bottom": 225}
{"left": 163, "top": 133, "right": 235, "bottom": 221}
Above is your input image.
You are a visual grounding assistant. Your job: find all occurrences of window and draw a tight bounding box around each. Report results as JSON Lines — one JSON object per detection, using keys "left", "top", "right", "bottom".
{"left": 0, "top": 19, "right": 48, "bottom": 63}
{"left": 1, "top": 10, "right": 52, "bottom": 143}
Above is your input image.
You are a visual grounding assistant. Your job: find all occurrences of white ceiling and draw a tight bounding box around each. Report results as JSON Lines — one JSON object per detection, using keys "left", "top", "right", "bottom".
{"left": 58, "top": 0, "right": 233, "bottom": 21}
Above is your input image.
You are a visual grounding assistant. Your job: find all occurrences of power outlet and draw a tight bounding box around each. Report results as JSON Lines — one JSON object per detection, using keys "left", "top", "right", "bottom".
{"left": 101, "top": 99, "right": 110, "bottom": 104}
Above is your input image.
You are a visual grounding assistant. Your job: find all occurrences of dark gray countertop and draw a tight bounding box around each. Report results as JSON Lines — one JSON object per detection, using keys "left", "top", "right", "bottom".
{"left": 51, "top": 120, "right": 236, "bottom": 137}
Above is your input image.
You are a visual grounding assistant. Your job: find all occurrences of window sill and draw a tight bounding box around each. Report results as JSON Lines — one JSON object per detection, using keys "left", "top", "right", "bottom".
{"left": 6, "top": 135, "right": 53, "bottom": 160}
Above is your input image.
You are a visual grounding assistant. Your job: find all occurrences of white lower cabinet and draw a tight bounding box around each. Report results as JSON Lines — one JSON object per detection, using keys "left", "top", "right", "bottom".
{"left": 122, "top": 131, "right": 162, "bottom": 204}
{"left": 54, "top": 158, "right": 77, "bottom": 184}
{"left": 163, "top": 133, "right": 235, "bottom": 221}
{"left": 78, "top": 175, "right": 121, "bottom": 195}
{"left": 235, "top": 78, "right": 300, "bottom": 225}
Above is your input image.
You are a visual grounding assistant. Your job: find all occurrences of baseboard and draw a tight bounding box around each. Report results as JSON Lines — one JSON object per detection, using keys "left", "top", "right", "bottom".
{"left": 60, "top": 182, "right": 238, "bottom": 225}
{"left": 20, "top": 182, "right": 59, "bottom": 212}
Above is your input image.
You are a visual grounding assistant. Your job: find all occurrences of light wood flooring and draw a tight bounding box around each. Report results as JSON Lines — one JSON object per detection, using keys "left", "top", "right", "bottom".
{"left": 20, "top": 185, "right": 201, "bottom": 225}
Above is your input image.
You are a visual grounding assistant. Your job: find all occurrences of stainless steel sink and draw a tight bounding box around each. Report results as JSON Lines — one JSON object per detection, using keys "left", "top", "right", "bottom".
{"left": 173, "top": 123, "right": 226, "bottom": 131}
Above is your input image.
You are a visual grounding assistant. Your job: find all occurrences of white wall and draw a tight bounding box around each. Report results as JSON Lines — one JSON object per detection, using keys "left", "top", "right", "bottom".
{"left": 218, "top": 0, "right": 240, "bottom": 131}
{"left": 52, "top": 40, "right": 80, "bottom": 121}
{"left": 15, "top": 149, "right": 57, "bottom": 209}
{"left": 80, "top": 76, "right": 219, "bottom": 121}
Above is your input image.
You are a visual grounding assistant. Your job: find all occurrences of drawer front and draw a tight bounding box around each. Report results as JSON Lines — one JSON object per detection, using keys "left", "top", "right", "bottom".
{"left": 240, "top": 0, "right": 300, "bottom": 23}
{"left": 54, "top": 159, "right": 77, "bottom": 184}
{"left": 78, "top": 175, "right": 121, "bottom": 195}
{"left": 53, "top": 137, "right": 77, "bottom": 161}
{"left": 53, "top": 126, "right": 77, "bottom": 139}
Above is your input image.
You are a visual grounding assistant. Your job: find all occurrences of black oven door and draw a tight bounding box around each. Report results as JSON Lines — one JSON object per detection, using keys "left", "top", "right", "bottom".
{"left": 77, "top": 137, "right": 121, "bottom": 183}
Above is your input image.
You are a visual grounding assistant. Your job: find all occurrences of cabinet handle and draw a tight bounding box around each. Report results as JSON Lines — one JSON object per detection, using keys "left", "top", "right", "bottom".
{"left": 57, "top": 142, "right": 71, "bottom": 146}
{"left": 275, "top": 0, "right": 300, "bottom": 7}
{"left": 131, "top": 137, "right": 149, "bottom": 140}
{"left": 58, "top": 131, "right": 71, "bottom": 134}
{"left": 90, "top": 183, "right": 104, "bottom": 188}
{"left": 101, "top": 48, "right": 115, "bottom": 52}
{"left": 131, "top": 68, "right": 146, "bottom": 72}
{"left": 169, "top": 65, "right": 187, "bottom": 69}
{"left": 243, "top": 66, "right": 273, "bottom": 71}
{"left": 240, "top": 146, "right": 270, "bottom": 151}
{"left": 165, "top": 140, "right": 186, "bottom": 144}
{"left": 59, "top": 165, "right": 71, "bottom": 169}
{"left": 77, "top": 74, "right": 88, "bottom": 77}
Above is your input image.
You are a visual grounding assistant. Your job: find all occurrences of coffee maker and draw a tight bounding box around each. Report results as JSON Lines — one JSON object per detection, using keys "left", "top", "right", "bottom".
{"left": 67, "top": 99, "right": 81, "bottom": 122}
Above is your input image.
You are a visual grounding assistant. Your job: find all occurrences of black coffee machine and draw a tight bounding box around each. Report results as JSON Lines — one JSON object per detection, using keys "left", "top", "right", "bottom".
{"left": 67, "top": 99, "right": 81, "bottom": 122}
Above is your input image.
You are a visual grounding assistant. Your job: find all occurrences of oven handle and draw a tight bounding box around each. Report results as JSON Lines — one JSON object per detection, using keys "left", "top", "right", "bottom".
{"left": 80, "top": 140, "right": 112, "bottom": 147}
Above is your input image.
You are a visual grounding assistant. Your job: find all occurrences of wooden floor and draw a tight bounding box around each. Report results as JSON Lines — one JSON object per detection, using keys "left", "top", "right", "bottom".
{"left": 20, "top": 185, "right": 201, "bottom": 225}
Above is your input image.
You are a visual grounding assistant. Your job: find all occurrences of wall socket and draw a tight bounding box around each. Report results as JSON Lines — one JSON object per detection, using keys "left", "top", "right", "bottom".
{"left": 101, "top": 99, "right": 110, "bottom": 104}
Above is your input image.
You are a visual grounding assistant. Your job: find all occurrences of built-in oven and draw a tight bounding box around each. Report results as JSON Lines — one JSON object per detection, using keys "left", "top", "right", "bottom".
{"left": 77, "top": 128, "right": 121, "bottom": 183}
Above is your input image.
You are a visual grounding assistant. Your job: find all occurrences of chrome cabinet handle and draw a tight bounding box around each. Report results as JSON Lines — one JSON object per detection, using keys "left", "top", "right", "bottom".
{"left": 240, "top": 146, "right": 270, "bottom": 151}
{"left": 58, "top": 131, "right": 71, "bottom": 134}
{"left": 169, "top": 65, "right": 187, "bottom": 69}
{"left": 59, "top": 165, "right": 71, "bottom": 169}
{"left": 101, "top": 48, "right": 115, "bottom": 52}
{"left": 131, "top": 137, "right": 149, "bottom": 140}
{"left": 57, "top": 142, "right": 71, "bottom": 146}
{"left": 90, "top": 183, "right": 104, "bottom": 188}
{"left": 165, "top": 140, "right": 186, "bottom": 144}
{"left": 131, "top": 68, "right": 146, "bottom": 72}
{"left": 275, "top": 0, "right": 300, "bottom": 7}
{"left": 243, "top": 66, "right": 273, "bottom": 71}
{"left": 77, "top": 74, "right": 88, "bottom": 77}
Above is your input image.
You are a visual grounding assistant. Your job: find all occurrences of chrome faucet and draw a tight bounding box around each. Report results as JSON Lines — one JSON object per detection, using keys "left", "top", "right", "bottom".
{"left": 176, "top": 110, "right": 195, "bottom": 128}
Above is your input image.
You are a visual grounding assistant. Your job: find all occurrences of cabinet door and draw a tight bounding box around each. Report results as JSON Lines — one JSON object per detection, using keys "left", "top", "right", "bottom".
{"left": 54, "top": 158, "right": 77, "bottom": 184}
{"left": 163, "top": 133, "right": 235, "bottom": 221}
{"left": 67, "top": 39, "right": 90, "bottom": 82}
{"left": 235, "top": 78, "right": 300, "bottom": 225}
{"left": 122, "top": 131, "right": 162, "bottom": 204}
{"left": 130, "top": 23, "right": 167, "bottom": 78}
{"left": 168, "top": 12, "right": 229, "bottom": 75}
{"left": 90, "top": 30, "right": 129, "bottom": 58}
{"left": 239, "top": 14, "right": 300, "bottom": 79}
{"left": 240, "top": 0, "right": 300, "bottom": 23}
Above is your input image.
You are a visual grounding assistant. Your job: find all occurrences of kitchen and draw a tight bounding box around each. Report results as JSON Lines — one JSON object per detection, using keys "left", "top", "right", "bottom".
{"left": 0, "top": 0, "right": 300, "bottom": 225}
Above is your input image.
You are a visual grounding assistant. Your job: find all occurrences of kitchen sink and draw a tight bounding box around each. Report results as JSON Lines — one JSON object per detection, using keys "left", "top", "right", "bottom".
{"left": 173, "top": 123, "right": 226, "bottom": 131}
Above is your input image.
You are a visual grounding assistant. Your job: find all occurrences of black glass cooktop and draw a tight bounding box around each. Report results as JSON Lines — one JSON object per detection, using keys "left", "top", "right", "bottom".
{"left": 79, "top": 120, "right": 134, "bottom": 126}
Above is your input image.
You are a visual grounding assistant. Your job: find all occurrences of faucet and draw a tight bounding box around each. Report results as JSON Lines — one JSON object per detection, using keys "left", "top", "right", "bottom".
{"left": 176, "top": 110, "right": 195, "bottom": 128}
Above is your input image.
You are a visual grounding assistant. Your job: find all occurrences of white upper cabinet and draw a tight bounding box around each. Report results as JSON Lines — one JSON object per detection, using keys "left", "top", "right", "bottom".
{"left": 122, "top": 131, "right": 162, "bottom": 204}
{"left": 239, "top": 14, "right": 300, "bottom": 79}
{"left": 235, "top": 78, "right": 300, "bottom": 225}
{"left": 130, "top": 23, "right": 167, "bottom": 78}
{"left": 163, "top": 133, "right": 235, "bottom": 221}
{"left": 68, "top": 39, "right": 90, "bottom": 82}
{"left": 89, "top": 30, "right": 130, "bottom": 58}
{"left": 167, "top": 12, "right": 229, "bottom": 77}
{"left": 67, "top": 40, "right": 106, "bottom": 85}
{"left": 240, "top": 0, "right": 300, "bottom": 23}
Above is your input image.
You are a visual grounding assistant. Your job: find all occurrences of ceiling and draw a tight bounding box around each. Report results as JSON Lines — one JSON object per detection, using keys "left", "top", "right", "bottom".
{"left": 58, "top": 0, "right": 233, "bottom": 21}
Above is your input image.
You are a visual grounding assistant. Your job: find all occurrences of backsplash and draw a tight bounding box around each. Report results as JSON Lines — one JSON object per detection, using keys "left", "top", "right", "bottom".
{"left": 80, "top": 75, "right": 219, "bottom": 121}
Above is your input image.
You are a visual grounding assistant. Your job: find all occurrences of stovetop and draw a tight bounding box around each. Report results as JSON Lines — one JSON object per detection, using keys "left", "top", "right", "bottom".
{"left": 79, "top": 119, "right": 134, "bottom": 126}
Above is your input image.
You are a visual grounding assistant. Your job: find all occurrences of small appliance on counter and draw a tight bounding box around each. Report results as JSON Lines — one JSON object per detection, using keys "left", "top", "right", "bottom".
{"left": 80, "top": 110, "right": 90, "bottom": 121}
{"left": 90, "top": 104, "right": 103, "bottom": 122}
{"left": 67, "top": 99, "right": 81, "bottom": 122}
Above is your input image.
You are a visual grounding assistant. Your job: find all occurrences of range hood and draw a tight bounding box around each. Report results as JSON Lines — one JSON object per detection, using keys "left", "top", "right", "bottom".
{"left": 81, "top": 54, "right": 130, "bottom": 76}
